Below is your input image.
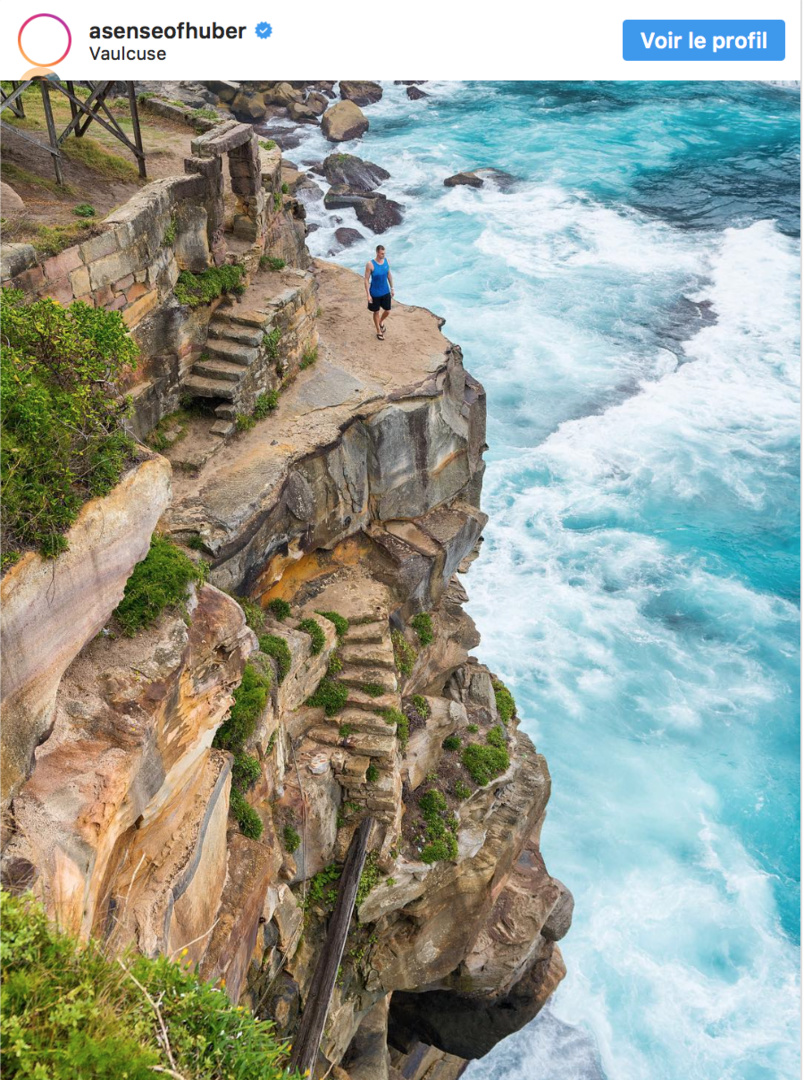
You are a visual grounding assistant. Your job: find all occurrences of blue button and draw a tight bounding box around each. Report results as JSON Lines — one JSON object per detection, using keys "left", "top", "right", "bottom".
{"left": 623, "top": 20, "right": 785, "bottom": 60}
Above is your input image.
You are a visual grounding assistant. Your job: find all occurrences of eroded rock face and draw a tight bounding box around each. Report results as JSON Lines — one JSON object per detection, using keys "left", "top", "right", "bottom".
{"left": 0, "top": 454, "right": 171, "bottom": 803}
{"left": 2, "top": 226, "right": 569, "bottom": 1079}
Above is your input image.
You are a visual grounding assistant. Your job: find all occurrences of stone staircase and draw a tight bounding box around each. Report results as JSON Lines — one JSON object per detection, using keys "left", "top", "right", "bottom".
{"left": 183, "top": 308, "right": 266, "bottom": 436}
{"left": 309, "top": 616, "right": 404, "bottom": 833}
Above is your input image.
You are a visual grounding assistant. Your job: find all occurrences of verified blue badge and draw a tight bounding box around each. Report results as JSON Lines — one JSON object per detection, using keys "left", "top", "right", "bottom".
{"left": 255, "top": 22, "right": 272, "bottom": 39}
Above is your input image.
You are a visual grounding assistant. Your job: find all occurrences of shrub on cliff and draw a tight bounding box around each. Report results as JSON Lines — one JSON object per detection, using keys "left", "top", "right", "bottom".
{"left": 214, "top": 662, "right": 271, "bottom": 840}
{"left": 114, "top": 534, "right": 207, "bottom": 635}
{"left": 298, "top": 617, "right": 326, "bottom": 655}
{"left": 174, "top": 264, "right": 244, "bottom": 308}
{"left": 411, "top": 612, "right": 434, "bottom": 646}
{"left": 306, "top": 677, "right": 348, "bottom": 715}
{"left": 391, "top": 630, "right": 417, "bottom": 677}
{"left": 258, "top": 634, "right": 292, "bottom": 682}
{"left": 1, "top": 290, "right": 137, "bottom": 562}
{"left": 493, "top": 678, "right": 517, "bottom": 724}
{"left": 461, "top": 736, "right": 510, "bottom": 786}
{"left": 0, "top": 891, "right": 298, "bottom": 1080}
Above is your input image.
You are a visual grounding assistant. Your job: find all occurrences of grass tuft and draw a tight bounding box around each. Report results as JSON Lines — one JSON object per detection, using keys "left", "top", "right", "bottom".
{"left": 113, "top": 535, "right": 206, "bottom": 635}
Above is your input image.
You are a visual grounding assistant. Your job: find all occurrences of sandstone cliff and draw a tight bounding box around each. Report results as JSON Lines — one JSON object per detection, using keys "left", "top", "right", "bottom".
{"left": 1, "top": 119, "right": 571, "bottom": 1080}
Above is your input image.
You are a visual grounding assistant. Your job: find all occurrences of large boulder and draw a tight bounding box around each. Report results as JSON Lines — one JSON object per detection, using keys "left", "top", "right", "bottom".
{"left": 1, "top": 181, "right": 25, "bottom": 214}
{"left": 306, "top": 91, "right": 330, "bottom": 116}
{"left": 407, "top": 86, "right": 429, "bottom": 100}
{"left": 323, "top": 153, "right": 390, "bottom": 192}
{"left": 339, "top": 81, "right": 383, "bottom": 106}
{"left": 264, "top": 82, "right": 305, "bottom": 106}
{"left": 287, "top": 101, "right": 319, "bottom": 124}
{"left": 324, "top": 186, "right": 403, "bottom": 233}
{"left": 231, "top": 90, "right": 268, "bottom": 120}
{"left": 321, "top": 100, "right": 369, "bottom": 142}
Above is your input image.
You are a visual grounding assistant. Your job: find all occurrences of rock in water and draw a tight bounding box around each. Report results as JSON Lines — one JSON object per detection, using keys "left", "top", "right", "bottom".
{"left": 321, "top": 100, "right": 370, "bottom": 142}
{"left": 333, "top": 227, "right": 364, "bottom": 249}
{"left": 444, "top": 171, "right": 484, "bottom": 188}
{"left": 407, "top": 86, "right": 429, "bottom": 100}
{"left": 339, "top": 80, "right": 383, "bottom": 106}
{"left": 322, "top": 152, "right": 390, "bottom": 191}
{"left": 324, "top": 186, "right": 403, "bottom": 233}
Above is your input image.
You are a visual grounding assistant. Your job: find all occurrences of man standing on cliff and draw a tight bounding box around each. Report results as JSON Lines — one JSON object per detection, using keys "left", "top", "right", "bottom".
{"left": 365, "top": 245, "right": 394, "bottom": 340}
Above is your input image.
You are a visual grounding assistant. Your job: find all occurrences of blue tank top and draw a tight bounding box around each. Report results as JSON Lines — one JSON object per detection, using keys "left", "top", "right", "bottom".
{"left": 369, "top": 258, "right": 390, "bottom": 297}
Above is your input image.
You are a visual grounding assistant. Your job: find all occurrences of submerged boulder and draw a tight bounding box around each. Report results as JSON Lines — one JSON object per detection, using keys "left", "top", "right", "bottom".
{"left": 321, "top": 100, "right": 370, "bottom": 142}
{"left": 444, "top": 171, "right": 484, "bottom": 188}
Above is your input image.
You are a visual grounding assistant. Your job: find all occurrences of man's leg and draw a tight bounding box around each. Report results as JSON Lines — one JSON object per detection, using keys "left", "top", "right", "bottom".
{"left": 373, "top": 309, "right": 383, "bottom": 336}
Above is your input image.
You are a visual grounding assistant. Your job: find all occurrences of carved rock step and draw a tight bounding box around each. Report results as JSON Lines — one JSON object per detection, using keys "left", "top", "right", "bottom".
{"left": 208, "top": 319, "right": 264, "bottom": 347}
{"left": 309, "top": 726, "right": 397, "bottom": 761}
{"left": 335, "top": 709, "right": 397, "bottom": 736}
{"left": 344, "top": 621, "right": 388, "bottom": 645}
{"left": 345, "top": 687, "right": 399, "bottom": 713}
{"left": 338, "top": 665, "right": 397, "bottom": 695}
{"left": 182, "top": 375, "right": 238, "bottom": 400}
{"left": 205, "top": 338, "right": 259, "bottom": 366}
{"left": 339, "top": 641, "right": 396, "bottom": 670}
{"left": 216, "top": 306, "right": 266, "bottom": 327}
{"left": 192, "top": 357, "right": 247, "bottom": 383}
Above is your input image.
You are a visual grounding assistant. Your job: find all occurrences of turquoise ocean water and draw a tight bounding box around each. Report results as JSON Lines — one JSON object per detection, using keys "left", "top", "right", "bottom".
{"left": 285, "top": 82, "right": 800, "bottom": 1080}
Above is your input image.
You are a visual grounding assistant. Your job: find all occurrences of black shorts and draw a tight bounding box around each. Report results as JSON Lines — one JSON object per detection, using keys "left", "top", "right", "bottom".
{"left": 368, "top": 293, "right": 392, "bottom": 312}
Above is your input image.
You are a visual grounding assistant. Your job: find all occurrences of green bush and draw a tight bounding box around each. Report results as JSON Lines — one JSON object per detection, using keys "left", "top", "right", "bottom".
{"left": 266, "top": 597, "right": 291, "bottom": 621}
{"left": 486, "top": 726, "right": 507, "bottom": 750}
{"left": 411, "top": 695, "right": 430, "bottom": 719}
{"left": 316, "top": 610, "right": 349, "bottom": 639}
{"left": 361, "top": 683, "right": 385, "bottom": 698}
{"left": 338, "top": 723, "right": 356, "bottom": 739}
{"left": 162, "top": 214, "right": 177, "bottom": 246}
{"left": 235, "top": 412, "right": 256, "bottom": 432}
{"left": 305, "top": 864, "right": 342, "bottom": 912}
{"left": 259, "top": 633, "right": 292, "bottom": 682}
{"left": 421, "top": 834, "right": 458, "bottom": 864}
{"left": 391, "top": 630, "right": 417, "bottom": 677}
{"left": 467, "top": 723, "right": 479, "bottom": 734}
{"left": 113, "top": 535, "right": 206, "bottom": 635}
{"left": 174, "top": 264, "right": 244, "bottom": 308}
{"left": 411, "top": 612, "right": 433, "bottom": 646}
{"left": 232, "top": 752, "right": 261, "bottom": 789}
{"left": 1, "top": 891, "right": 295, "bottom": 1079}
{"left": 418, "top": 789, "right": 458, "bottom": 864}
{"left": 73, "top": 203, "right": 96, "bottom": 218}
{"left": 230, "top": 787, "right": 263, "bottom": 839}
{"left": 1, "top": 291, "right": 137, "bottom": 560}
{"left": 273, "top": 192, "right": 282, "bottom": 211}
{"left": 461, "top": 740, "right": 510, "bottom": 786}
{"left": 306, "top": 678, "right": 348, "bottom": 716}
{"left": 299, "top": 617, "right": 326, "bottom": 654}
{"left": 213, "top": 663, "right": 271, "bottom": 753}
{"left": 327, "top": 652, "right": 343, "bottom": 676}
{"left": 493, "top": 678, "right": 516, "bottom": 724}
{"left": 299, "top": 347, "right": 318, "bottom": 370}
{"left": 260, "top": 255, "right": 286, "bottom": 271}
{"left": 283, "top": 824, "right": 301, "bottom": 854}
{"left": 262, "top": 328, "right": 282, "bottom": 359}
{"left": 419, "top": 789, "right": 447, "bottom": 816}
{"left": 366, "top": 763, "right": 379, "bottom": 783}
{"left": 253, "top": 390, "right": 279, "bottom": 418}
{"left": 356, "top": 852, "right": 381, "bottom": 906}
{"left": 377, "top": 707, "right": 409, "bottom": 751}
{"left": 453, "top": 780, "right": 472, "bottom": 800}
{"left": 442, "top": 735, "right": 461, "bottom": 752}
{"left": 259, "top": 138, "right": 277, "bottom": 150}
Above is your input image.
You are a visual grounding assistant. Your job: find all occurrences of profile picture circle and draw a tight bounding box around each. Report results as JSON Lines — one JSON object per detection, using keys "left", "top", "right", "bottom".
{"left": 18, "top": 14, "right": 72, "bottom": 68}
